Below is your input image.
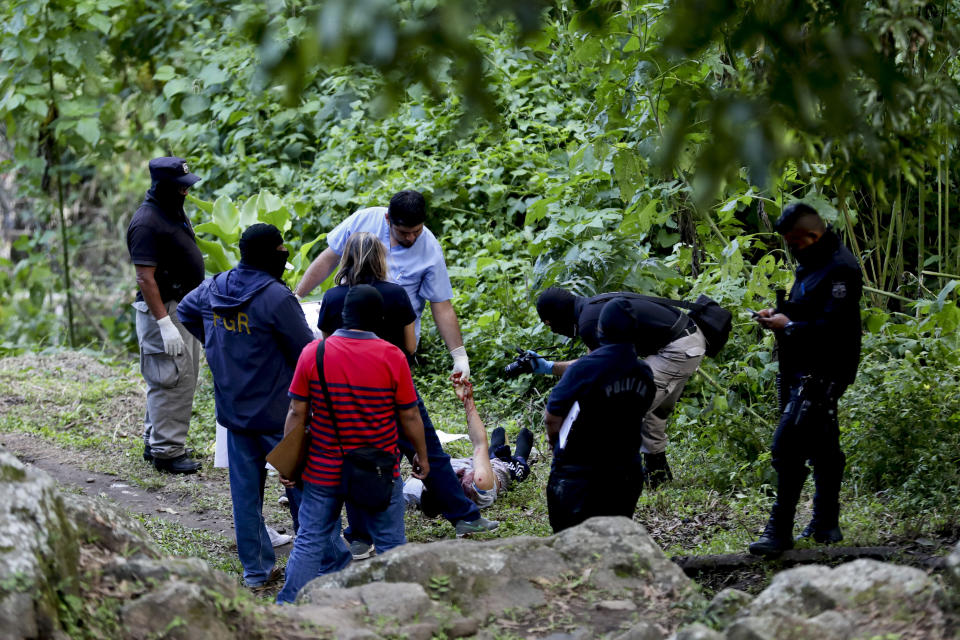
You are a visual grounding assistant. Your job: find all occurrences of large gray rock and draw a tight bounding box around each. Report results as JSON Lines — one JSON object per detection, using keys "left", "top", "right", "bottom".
{"left": 0, "top": 449, "right": 81, "bottom": 638}
{"left": 745, "top": 559, "right": 944, "bottom": 619}
{"left": 674, "top": 558, "right": 951, "bottom": 640}
{"left": 946, "top": 540, "right": 960, "bottom": 590}
{"left": 121, "top": 581, "right": 235, "bottom": 640}
{"left": 298, "top": 517, "right": 700, "bottom": 638}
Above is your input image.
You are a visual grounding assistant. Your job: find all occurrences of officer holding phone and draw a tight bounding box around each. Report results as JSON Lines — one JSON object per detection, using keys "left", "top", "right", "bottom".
{"left": 749, "top": 202, "right": 863, "bottom": 557}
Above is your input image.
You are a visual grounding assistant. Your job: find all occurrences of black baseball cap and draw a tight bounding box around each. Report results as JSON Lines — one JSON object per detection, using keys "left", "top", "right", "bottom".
{"left": 148, "top": 156, "right": 201, "bottom": 187}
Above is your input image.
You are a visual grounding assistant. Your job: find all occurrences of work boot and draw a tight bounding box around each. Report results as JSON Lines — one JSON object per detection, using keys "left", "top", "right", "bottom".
{"left": 749, "top": 515, "right": 795, "bottom": 557}
{"left": 643, "top": 452, "right": 673, "bottom": 490}
{"left": 797, "top": 521, "right": 843, "bottom": 544}
{"left": 153, "top": 453, "right": 201, "bottom": 475}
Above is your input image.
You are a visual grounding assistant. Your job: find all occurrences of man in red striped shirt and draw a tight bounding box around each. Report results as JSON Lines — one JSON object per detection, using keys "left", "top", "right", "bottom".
{"left": 277, "top": 285, "right": 429, "bottom": 603}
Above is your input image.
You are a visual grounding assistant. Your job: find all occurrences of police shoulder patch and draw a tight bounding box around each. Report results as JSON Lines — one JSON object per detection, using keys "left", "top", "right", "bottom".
{"left": 831, "top": 281, "right": 847, "bottom": 299}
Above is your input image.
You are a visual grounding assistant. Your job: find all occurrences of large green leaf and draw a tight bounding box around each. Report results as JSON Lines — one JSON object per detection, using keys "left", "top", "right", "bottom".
{"left": 195, "top": 237, "right": 237, "bottom": 273}
{"left": 212, "top": 196, "right": 239, "bottom": 237}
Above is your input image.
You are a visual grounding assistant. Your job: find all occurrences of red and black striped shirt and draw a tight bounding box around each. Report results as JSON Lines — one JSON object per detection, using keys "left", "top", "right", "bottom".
{"left": 288, "top": 330, "right": 418, "bottom": 487}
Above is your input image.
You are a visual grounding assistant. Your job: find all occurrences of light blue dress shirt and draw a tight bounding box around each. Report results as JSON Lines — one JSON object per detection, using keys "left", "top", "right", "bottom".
{"left": 326, "top": 207, "right": 454, "bottom": 340}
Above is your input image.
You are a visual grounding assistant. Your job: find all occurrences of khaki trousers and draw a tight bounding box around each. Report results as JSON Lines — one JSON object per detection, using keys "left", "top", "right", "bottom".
{"left": 134, "top": 299, "right": 200, "bottom": 459}
{"left": 641, "top": 328, "right": 707, "bottom": 454}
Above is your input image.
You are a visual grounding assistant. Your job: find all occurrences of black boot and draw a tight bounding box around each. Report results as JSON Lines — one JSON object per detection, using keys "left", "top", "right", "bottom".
{"left": 750, "top": 464, "right": 807, "bottom": 557}
{"left": 798, "top": 521, "right": 843, "bottom": 543}
{"left": 749, "top": 513, "right": 795, "bottom": 557}
{"left": 798, "top": 458, "right": 844, "bottom": 544}
{"left": 154, "top": 453, "right": 201, "bottom": 475}
{"left": 643, "top": 452, "right": 673, "bottom": 490}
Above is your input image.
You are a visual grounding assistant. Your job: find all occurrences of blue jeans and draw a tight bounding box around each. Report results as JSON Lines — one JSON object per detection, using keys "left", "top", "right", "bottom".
{"left": 227, "top": 429, "right": 302, "bottom": 586}
{"left": 276, "top": 479, "right": 406, "bottom": 603}
{"left": 344, "top": 394, "right": 480, "bottom": 545}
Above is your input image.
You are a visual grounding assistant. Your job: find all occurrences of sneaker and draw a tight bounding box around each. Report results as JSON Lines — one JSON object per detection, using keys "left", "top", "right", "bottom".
{"left": 454, "top": 516, "right": 500, "bottom": 537}
{"left": 267, "top": 526, "right": 292, "bottom": 547}
{"left": 349, "top": 540, "right": 375, "bottom": 560}
{"left": 153, "top": 453, "right": 201, "bottom": 475}
{"left": 278, "top": 495, "right": 289, "bottom": 507}
{"left": 244, "top": 566, "right": 284, "bottom": 590}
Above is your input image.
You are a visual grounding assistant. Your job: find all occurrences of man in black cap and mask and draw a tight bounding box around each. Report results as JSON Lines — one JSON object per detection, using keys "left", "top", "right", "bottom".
{"left": 543, "top": 297, "right": 655, "bottom": 533}
{"left": 178, "top": 223, "right": 315, "bottom": 588}
{"left": 533, "top": 286, "right": 707, "bottom": 488}
{"left": 127, "top": 157, "right": 204, "bottom": 474}
{"left": 749, "top": 202, "right": 862, "bottom": 557}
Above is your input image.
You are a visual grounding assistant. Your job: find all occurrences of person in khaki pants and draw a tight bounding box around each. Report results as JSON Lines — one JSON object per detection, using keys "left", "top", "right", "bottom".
{"left": 532, "top": 287, "right": 707, "bottom": 488}
{"left": 126, "top": 157, "right": 204, "bottom": 475}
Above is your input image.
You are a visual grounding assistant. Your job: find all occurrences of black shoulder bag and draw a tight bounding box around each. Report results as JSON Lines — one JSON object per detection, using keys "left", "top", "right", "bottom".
{"left": 315, "top": 340, "right": 397, "bottom": 512}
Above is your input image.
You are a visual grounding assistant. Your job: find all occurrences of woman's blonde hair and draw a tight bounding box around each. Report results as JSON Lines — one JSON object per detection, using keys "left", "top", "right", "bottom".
{"left": 336, "top": 231, "right": 388, "bottom": 286}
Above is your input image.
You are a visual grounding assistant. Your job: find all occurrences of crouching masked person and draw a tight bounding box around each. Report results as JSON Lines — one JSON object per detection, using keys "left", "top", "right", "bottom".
{"left": 276, "top": 285, "right": 430, "bottom": 603}
{"left": 178, "top": 224, "right": 314, "bottom": 588}
{"left": 749, "top": 203, "right": 863, "bottom": 557}
{"left": 544, "top": 297, "right": 656, "bottom": 533}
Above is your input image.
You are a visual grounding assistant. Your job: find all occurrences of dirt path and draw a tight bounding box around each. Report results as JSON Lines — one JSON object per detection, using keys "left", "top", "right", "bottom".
{"left": 1, "top": 432, "right": 295, "bottom": 554}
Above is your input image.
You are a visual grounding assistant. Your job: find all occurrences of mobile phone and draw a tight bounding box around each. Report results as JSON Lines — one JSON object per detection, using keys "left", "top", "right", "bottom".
{"left": 748, "top": 309, "right": 760, "bottom": 319}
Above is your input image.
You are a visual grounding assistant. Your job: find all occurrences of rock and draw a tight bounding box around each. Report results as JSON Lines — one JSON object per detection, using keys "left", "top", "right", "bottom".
{"left": 301, "top": 516, "right": 699, "bottom": 631}
{"left": 61, "top": 492, "right": 161, "bottom": 558}
{"left": 946, "top": 540, "right": 960, "bottom": 589}
{"left": 613, "top": 619, "right": 664, "bottom": 640}
{"left": 746, "top": 559, "right": 943, "bottom": 618}
{"left": 596, "top": 599, "right": 637, "bottom": 611}
{"left": 725, "top": 613, "right": 844, "bottom": 640}
{"left": 120, "top": 581, "right": 234, "bottom": 640}
{"left": 731, "top": 559, "right": 948, "bottom": 639}
{"left": 705, "top": 588, "right": 753, "bottom": 627}
{"left": 0, "top": 449, "right": 80, "bottom": 638}
{"left": 669, "top": 623, "right": 724, "bottom": 639}
{"left": 103, "top": 556, "right": 237, "bottom": 596}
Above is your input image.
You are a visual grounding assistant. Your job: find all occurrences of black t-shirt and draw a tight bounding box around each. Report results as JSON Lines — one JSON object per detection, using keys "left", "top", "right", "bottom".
{"left": 546, "top": 343, "right": 655, "bottom": 467}
{"left": 126, "top": 203, "right": 205, "bottom": 303}
{"left": 575, "top": 293, "right": 685, "bottom": 355}
{"left": 317, "top": 281, "right": 417, "bottom": 355}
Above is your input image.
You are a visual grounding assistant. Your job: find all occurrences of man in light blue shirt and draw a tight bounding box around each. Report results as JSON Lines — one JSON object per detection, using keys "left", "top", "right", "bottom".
{"left": 295, "top": 191, "right": 468, "bottom": 376}
{"left": 294, "top": 190, "right": 498, "bottom": 547}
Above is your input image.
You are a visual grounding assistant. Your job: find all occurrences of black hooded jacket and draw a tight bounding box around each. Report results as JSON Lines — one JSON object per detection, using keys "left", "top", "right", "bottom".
{"left": 777, "top": 231, "right": 863, "bottom": 386}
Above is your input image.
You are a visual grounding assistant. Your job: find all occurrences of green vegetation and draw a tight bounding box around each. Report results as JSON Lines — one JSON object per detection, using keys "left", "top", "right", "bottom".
{"left": 1, "top": 0, "right": 959, "bottom": 585}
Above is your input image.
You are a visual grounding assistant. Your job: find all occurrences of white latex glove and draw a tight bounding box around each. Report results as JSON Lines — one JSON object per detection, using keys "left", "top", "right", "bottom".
{"left": 450, "top": 345, "right": 470, "bottom": 381}
{"left": 156, "top": 315, "right": 185, "bottom": 357}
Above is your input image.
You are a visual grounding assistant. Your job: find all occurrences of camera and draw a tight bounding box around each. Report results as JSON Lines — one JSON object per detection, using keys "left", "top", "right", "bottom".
{"left": 503, "top": 348, "right": 537, "bottom": 378}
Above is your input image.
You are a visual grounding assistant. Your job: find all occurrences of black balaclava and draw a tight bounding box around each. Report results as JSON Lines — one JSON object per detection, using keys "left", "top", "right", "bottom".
{"left": 239, "top": 223, "right": 288, "bottom": 280}
{"left": 145, "top": 181, "right": 187, "bottom": 217}
{"left": 536, "top": 287, "right": 578, "bottom": 338}
{"left": 342, "top": 284, "right": 384, "bottom": 331}
{"left": 791, "top": 230, "right": 839, "bottom": 268}
{"left": 597, "top": 297, "right": 637, "bottom": 345}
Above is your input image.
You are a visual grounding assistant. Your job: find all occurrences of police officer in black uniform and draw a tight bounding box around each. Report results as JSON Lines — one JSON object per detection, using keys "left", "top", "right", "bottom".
{"left": 543, "top": 297, "right": 656, "bottom": 532}
{"left": 749, "top": 202, "right": 863, "bottom": 556}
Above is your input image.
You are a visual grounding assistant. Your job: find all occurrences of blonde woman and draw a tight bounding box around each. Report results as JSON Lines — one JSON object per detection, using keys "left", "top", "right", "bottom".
{"left": 316, "top": 231, "right": 416, "bottom": 355}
